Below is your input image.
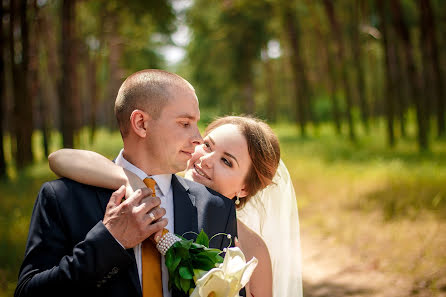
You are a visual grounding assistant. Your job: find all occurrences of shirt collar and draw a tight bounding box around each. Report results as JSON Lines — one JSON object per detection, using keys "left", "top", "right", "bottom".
{"left": 115, "top": 149, "right": 172, "bottom": 196}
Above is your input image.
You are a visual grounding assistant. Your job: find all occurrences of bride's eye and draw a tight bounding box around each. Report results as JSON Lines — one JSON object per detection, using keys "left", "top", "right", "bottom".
{"left": 222, "top": 158, "right": 232, "bottom": 167}
{"left": 203, "top": 141, "right": 211, "bottom": 151}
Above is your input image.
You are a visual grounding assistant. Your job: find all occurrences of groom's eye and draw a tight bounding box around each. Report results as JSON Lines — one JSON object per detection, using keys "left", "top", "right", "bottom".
{"left": 180, "top": 122, "right": 190, "bottom": 127}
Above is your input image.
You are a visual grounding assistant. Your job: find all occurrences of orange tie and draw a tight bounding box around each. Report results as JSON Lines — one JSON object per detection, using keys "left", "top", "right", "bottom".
{"left": 142, "top": 178, "right": 163, "bottom": 297}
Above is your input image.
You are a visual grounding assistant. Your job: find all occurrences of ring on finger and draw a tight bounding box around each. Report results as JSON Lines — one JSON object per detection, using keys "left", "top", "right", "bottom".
{"left": 148, "top": 212, "right": 156, "bottom": 222}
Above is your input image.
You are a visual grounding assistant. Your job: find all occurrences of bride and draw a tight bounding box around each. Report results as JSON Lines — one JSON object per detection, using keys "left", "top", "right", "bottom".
{"left": 49, "top": 116, "right": 302, "bottom": 297}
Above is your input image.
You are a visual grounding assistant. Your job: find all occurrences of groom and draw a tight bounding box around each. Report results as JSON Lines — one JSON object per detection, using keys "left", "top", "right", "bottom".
{"left": 15, "top": 70, "right": 238, "bottom": 297}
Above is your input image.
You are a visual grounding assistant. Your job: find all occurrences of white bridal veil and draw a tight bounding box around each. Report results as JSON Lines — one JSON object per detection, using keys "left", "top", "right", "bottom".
{"left": 237, "top": 160, "right": 303, "bottom": 297}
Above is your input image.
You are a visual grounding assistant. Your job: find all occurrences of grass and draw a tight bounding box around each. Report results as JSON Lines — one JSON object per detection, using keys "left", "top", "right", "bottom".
{"left": 0, "top": 122, "right": 445, "bottom": 296}
{"left": 274, "top": 121, "right": 446, "bottom": 295}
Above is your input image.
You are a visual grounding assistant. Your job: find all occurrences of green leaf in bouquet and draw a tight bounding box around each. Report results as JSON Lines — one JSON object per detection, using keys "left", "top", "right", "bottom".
{"left": 190, "top": 242, "right": 205, "bottom": 250}
{"left": 195, "top": 229, "right": 210, "bottom": 247}
{"left": 174, "top": 273, "right": 181, "bottom": 291}
{"left": 179, "top": 265, "right": 194, "bottom": 280}
{"left": 177, "top": 239, "right": 193, "bottom": 249}
{"left": 165, "top": 249, "right": 173, "bottom": 267}
{"left": 175, "top": 247, "right": 190, "bottom": 259}
{"left": 180, "top": 277, "right": 191, "bottom": 293}
{"left": 192, "top": 254, "right": 219, "bottom": 271}
{"left": 193, "top": 268, "right": 207, "bottom": 282}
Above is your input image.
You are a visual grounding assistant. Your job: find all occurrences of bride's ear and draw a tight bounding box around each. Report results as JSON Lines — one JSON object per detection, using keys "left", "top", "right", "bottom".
{"left": 130, "top": 109, "right": 150, "bottom": 138}
{"left": 237, "top": 186, "right": 249, "bottom": 198}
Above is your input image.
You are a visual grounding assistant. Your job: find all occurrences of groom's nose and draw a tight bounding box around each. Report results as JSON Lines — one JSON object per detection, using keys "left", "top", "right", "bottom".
{"left": 191, "top": 126, "right": 203, "bottom": 146}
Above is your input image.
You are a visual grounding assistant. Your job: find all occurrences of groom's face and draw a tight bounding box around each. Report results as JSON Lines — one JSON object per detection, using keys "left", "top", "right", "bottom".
{"left": 146, "top": 86, "right": 202, "bottom": 173}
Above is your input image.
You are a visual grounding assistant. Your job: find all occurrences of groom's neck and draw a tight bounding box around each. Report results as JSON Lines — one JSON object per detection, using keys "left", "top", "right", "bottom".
{"left": 122, "top": 145, "right": 168, "bottom": 176}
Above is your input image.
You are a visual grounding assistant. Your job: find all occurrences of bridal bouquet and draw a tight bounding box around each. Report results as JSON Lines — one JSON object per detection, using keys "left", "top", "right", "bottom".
{"left": 155, "top": 229, "right": 258, "bottom": 297}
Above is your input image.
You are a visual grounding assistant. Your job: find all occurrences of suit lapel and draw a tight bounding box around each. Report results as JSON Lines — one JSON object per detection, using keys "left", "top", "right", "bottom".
{"left": 172, "top": 175, "right": 198, "bottom": 239}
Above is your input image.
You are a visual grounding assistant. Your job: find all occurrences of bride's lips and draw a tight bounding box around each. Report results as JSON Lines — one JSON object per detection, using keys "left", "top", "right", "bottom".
{"left": 193, "top": 164, "right": 211, "bottom": 180}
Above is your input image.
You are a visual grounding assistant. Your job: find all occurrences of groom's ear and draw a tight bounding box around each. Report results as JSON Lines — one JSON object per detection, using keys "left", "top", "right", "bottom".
{"left": 129, "top": 109, "right": 150, "bottom": 138}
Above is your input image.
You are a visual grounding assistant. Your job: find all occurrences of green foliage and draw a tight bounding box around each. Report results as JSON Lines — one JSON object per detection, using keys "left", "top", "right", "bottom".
{"left": 165, "top": 230, "right": 223, "bottom": 294}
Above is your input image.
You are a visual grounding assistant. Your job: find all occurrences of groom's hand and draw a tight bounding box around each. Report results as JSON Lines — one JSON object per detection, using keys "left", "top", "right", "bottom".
{"left": 103, "top": 185, "right": 168, "bottom": 249}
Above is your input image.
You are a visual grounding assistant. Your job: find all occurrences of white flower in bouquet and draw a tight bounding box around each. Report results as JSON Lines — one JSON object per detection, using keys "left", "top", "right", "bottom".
{"left": 190, "top": 247, "right": 258, "bottom": 297}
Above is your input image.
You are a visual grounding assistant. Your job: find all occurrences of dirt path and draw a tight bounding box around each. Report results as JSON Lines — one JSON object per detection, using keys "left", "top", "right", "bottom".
{"left": 300, "top": 229, "right": 415, "bottom": 297}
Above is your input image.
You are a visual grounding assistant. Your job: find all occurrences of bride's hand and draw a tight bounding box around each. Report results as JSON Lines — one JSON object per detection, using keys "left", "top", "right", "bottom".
{"left": 123, "top": 169, "right": 146, "bottom": 200}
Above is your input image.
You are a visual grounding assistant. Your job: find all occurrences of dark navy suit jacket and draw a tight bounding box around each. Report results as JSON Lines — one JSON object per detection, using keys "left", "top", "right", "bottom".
{"left": 15, "top": 175, "right": 238, "bottom": 297}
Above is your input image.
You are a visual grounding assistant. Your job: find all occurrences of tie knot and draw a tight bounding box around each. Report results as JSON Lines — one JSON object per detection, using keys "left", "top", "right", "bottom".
{"left": 143, "top": 178, "right": 157, "bottom": 197}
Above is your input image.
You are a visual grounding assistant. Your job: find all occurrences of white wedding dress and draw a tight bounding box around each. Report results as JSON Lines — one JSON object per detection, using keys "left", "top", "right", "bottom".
{"left": 237, "top": 160, "right": 303, "bottom": 297}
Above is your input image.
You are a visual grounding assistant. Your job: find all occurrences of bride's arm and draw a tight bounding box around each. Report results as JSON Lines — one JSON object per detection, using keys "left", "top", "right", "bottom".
{"left": 48, "top": 149, "right": 146, "bottom": 193}
{"left": 237, "top": 221, "right": 273, "bottom": 297}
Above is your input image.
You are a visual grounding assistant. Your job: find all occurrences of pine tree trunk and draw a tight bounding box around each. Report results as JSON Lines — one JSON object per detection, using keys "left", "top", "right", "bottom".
{"left": 352, "top": 0, "right": 369, "bottom": 133}
{"left": 0, "top": 0, "right": 7, "bottom": 178}
{"left": 419, "top": 0, "right": 445, "bottom": 137}
{"left": 390, "top": 0, "right": 429, "bottom": 150}
{"left": 264, "top": 57, "right": 277, "bottom": 122}
{"left": 9, "top": 0, "right": 33, "bottom": 168}
{"left": 283, "top": 9, "right": 309, "bottom": 136}
{"left": 323, "top": 0, "right": 355, "bottom": 141}
{"left": 377, "top": 0, "right": 396, "bottom": 146}
{"left": 105, "top": 15, "right": 123, "bottom": 129}
{"left": 318, "top": 28, "right": 341, "bottom": 134}
{"left": 59, "top": 0, "right": 76, "bottom": 148}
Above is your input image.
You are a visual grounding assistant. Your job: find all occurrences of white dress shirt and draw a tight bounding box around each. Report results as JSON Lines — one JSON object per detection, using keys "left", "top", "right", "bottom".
{"left": 115, "top": 149, "right": 174, "bottom": 297}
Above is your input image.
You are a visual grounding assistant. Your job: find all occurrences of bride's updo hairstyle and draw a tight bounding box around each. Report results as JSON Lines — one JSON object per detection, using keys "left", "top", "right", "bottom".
{"left": 204, "top": 116, "right": 280, "bottom": 209}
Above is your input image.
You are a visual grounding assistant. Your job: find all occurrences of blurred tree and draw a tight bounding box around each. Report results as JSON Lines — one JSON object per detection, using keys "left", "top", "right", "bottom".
{"left": 390, "top": 0, "right": 429, "bottom": 150}
{"left": 315, "top": 24, "right": 341, "bottom": 133}
{"left": 187, "top": 0, "right": 273, "bottom": 115}
{"left": 28, "top": 0, "right": 43, "bottom": 155}
{"left": 262, "top": 51, "right": 277, "bottom": 122}
{"left": 59, "top": 0, "right": 77, "bottom": 148}
{"left": 37, "top": 3, "right": 60, "bottom": 157}
{"left": 377, "top": 0, "right": 396, "bottom": 147}
{"left": 280, "top": 2, "right": 311, "bottom": 136}
{"left": 323, "top": 0, "right": 356, "bottom": 141}
{"left": 8, "top": 0, "right": 34, "bottom": 168}
{"left": 352, "top": 0, "right": 370, "bottom": 133}
{"left": 418, "top": 0, "right": 445, "bottom": 138}
{"left": 0, "top": 0, "right": 6, "bottom": 178}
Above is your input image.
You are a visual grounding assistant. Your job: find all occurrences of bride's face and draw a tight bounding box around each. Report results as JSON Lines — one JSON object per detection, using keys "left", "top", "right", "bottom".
{"left": 185, "top": 124, "right": 251, "bottom": 199}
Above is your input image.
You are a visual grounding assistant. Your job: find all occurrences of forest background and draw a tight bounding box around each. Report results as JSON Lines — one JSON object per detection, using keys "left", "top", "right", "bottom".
{"left": 0, "top": 0, "right": 445, "bottom": 296}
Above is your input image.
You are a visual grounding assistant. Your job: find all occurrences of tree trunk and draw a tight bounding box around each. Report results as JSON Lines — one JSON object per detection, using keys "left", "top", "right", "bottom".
{"left": 9, "top": 0, "right": 33, "bottom": 168}
{"left": 317, "top": 27, "right": 341, "bottom": 134}
{"left": 264, "top": 57, "right": 277, "bottom": 122}
{"left": 377, "top": 0, "right": 396, "bottom": 146}
{"left": 393, "top": 37, "right": 408, "bottom": 138}
{"left": 352, "top": 0, "right": 370, "bottom": 133}
{"left": 419, "top": 0, "right": 445, "bottom": 137}
{"left": 59, "top": 0, "right": 76, "bottom": 148}
{"left": 38, "top": 9, "right": 60, "bottom": 157}
{"left": 105, "top": 14, "right": 123, "bottom": 129}
{"left": 390, "top": 0, "right": 429, "bottom": 150}
{"left": 323, "top": 0, "right": 355, "bottom": 141}
{"left": 0, "top": 0, "right": 7, "bottom": 178}
{"left": 283, "top": 9, "right": 309, "bottom": 136}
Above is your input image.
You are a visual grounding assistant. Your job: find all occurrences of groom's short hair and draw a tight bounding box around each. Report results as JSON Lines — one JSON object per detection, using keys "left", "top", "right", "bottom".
{"left": 114, "top": 69, "right": 195, "bottom": 137}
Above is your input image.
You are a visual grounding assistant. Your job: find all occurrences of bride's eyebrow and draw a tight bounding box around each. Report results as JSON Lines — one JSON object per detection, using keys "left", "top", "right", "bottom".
{"left": 208, "top": 136, "right": 239, "bottom": 167}
{"left": 224, "top": 152, "right": 239, "bottom": 167}
{"left": 208, "top": 136, "right": 216, "bottom": 145}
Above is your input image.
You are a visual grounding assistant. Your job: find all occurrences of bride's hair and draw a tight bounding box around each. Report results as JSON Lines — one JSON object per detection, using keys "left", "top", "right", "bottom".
{"left": 205, "top": 116, "right": 280, "bottom": 209}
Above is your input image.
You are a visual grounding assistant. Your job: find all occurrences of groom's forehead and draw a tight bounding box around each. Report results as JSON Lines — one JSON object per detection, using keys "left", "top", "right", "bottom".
{"left": 161, "top": 93, "right": 200, "bottom": 119}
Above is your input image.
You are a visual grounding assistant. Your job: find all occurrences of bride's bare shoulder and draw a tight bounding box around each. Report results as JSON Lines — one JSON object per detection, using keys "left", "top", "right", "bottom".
{"left": 237, "top": 220, "right": 271, "bottom": 266}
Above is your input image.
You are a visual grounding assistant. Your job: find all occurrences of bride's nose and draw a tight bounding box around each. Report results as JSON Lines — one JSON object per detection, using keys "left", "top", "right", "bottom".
{"left": 200, "top": 152, "right": 214, "bottom": 169}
